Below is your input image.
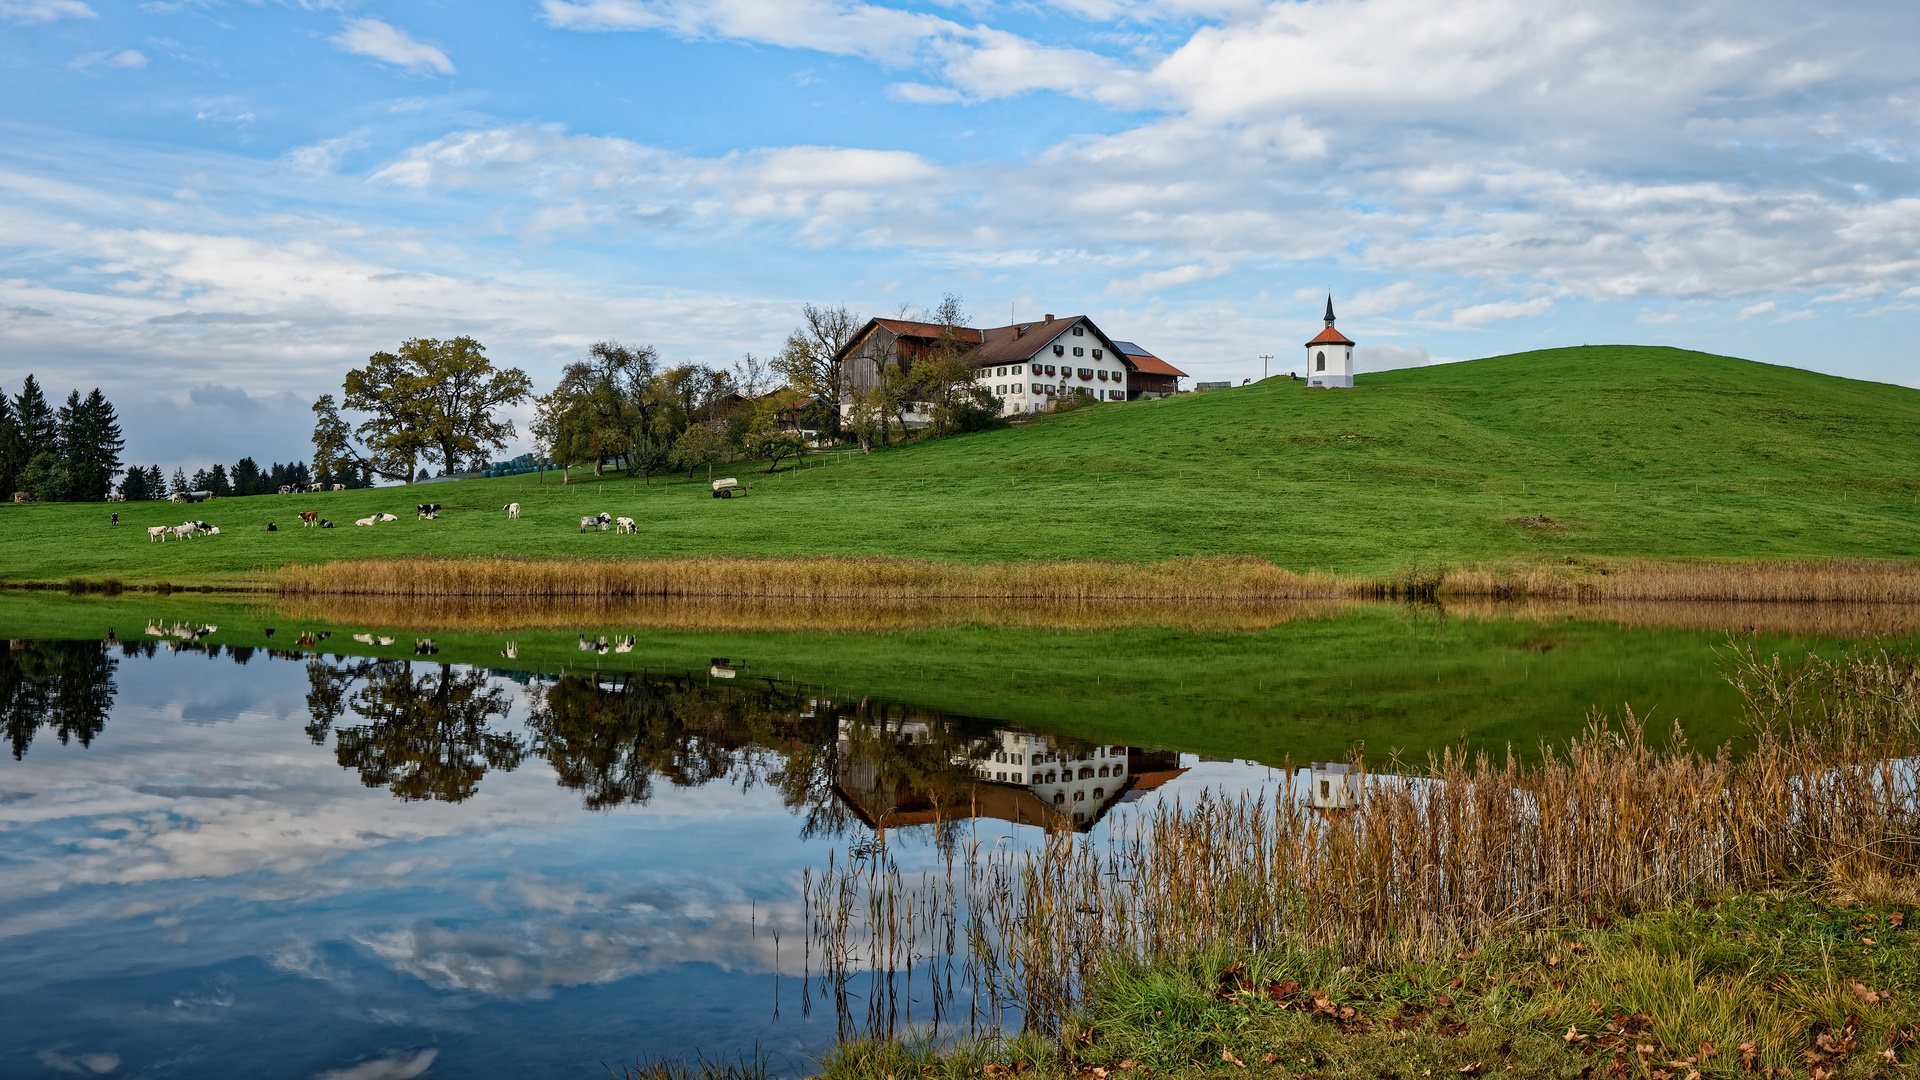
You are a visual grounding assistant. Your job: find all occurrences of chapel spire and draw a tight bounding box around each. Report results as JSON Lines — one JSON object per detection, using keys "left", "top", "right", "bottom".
{"left": 1324, "top": 295, "right": 1336, "bottom": 325}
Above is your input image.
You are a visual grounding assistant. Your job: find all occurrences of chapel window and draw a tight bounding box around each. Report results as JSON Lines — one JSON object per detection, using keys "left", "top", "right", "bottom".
{"left": 1316, "top": 351, "right": 1326, "bottom": 371}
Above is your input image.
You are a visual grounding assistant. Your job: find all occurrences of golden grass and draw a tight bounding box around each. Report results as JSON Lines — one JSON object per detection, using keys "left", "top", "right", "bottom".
{"left": 803, "top": 641, "right": 1920, "bottom": 1037}
{"left": 271, "top": 554, "right": 1920, "bottom": 605}
{"left": 269, "top": 593, "right": 1352, "bottom": 634}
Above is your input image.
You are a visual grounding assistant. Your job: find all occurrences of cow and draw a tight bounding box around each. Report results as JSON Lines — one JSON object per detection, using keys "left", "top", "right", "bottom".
{"left": 331, "top": 484, "right": 346, "bottom": 492}
{"left": 378, "top": 513, "right": 398, "bottom": 522}
{"left": 171, "top": 524, "right": 196, "bottom": 540}
{"left": 147, "top": 526, "right": 168, "bottom": 542}
{"left": 413, "top": 639, "right": 437, "bottom": 655}
{"left": 578, "top": 512, "right": 611, "bottom": 532}
{"left": 355, "top": 517, "right": 377, "bottom": 527}
{"left": 278, "top": 485, "right": 294, "bottom": 495}
{"left": 615, "top": 517, "right": 636, "bottom": 534}
{"left": 106, "top": 492, "right": 125, "bottom": 503}
{"left": 266, "top": 523, "right": 278, "bottom": 532}
{"left": 416, "top": 503, "right": 441, "bottom": 519}
{"left": 305, "top": 483, "right": 325, "bottom": 493}
{"left": 299, "top": 511, "right": 318, "bottom": 527}
{"left": 353, "top": 634, "right": 374, "bottom": 644}
{"left": 320, "top": 519, "right": 335, "bottom": 528}
{"left": 111, "top": 512, "right": 119, "bottom": 526}
{"left": 504, "top": 502, "right": 520, "bottom": 519}
{"left": 501, "top": 641, "right": 518, "bottom": 659}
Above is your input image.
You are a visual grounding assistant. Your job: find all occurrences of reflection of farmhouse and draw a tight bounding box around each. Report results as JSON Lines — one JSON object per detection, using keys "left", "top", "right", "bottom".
{"left": 833, "top": 314, "right": 1188, "bottom": 422}
{"left": 833, "top": 720, "right": 1185, "bottom": 832}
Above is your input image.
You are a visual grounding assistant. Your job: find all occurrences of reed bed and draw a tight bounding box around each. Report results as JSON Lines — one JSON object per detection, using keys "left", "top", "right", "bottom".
{"left": 274, "top": 555, "right": 1347, "bottom": 601}
{"left": 272, "top": 554, "right": 1920, "bottom": 605}
{"left": 802, "top": 641, "right": 1920, "bottom": 1039}
{"left": 1442, "top": 557, "right": 1920, "bottom": 603}
{"left": 268, "top": 592, "right": 1352, "bottom": 635}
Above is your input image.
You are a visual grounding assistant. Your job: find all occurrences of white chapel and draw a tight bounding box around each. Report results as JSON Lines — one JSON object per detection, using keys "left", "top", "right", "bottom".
{"left": 1305, "top": 296, "right": 1354, "bottom": 388}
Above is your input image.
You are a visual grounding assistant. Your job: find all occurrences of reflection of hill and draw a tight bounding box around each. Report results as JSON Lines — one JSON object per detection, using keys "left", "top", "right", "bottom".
{"left": 2, "top": 640, "right": 116, "bottom": 759}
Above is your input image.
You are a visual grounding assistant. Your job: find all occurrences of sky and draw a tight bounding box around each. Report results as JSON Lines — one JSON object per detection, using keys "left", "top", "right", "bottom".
{"left": 1, "top": 0, "right": 1917, "bottom": 473}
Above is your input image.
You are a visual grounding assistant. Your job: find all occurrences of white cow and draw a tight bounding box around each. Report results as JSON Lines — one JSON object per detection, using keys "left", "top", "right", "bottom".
{"left": 379, "top": 513, "right": 398, "bottom": 522}
{"left": 147, "top": 526, "right": 168, "bottom": 542}
{"left": 615, "top": 517, "right": 636, "bottom": 534}
{"left": 355, "top": 517, "right": 377, "bottom": 527}
{"left": 504, "top": 502, "right": 520, "bottom": 520}
{"left": 353, "top": 634, "right": 374, "bottom": 643}
{"left": 171, "top": 524, "right": 196, "bottom": 540}
{"left": 578, "top": 515, "right": 600, "bottom": 533}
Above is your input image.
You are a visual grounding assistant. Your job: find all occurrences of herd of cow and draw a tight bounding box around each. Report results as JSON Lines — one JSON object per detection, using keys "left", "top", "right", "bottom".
{"left": 134, "top": 500, "right": 657, "bottom": 540}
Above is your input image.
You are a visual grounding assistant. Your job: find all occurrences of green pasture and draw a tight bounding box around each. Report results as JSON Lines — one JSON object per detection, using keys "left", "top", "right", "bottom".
{"left": 3, "top": 345, "right": 1917, "bottom": 586}
{"left": 1, "top": 590, "right": 1864, "bottom": 763}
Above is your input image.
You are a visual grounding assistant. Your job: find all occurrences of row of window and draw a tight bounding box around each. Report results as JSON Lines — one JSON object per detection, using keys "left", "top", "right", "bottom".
{"left": 995, "top": 385, "right": 1126, "bottom": 402}
{"left": 986, "top": 362, "right": 1118, "bottom": 378}
{"left": 979, "top": 764, "right": 1127, "bottom": 783}
{"left": 991, "top": 748, "right": 1120, "bottom": 766}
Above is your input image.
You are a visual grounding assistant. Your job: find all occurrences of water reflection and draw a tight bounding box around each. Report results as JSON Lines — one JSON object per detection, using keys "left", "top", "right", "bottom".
{"left": 305, "top": 659, "right": 525, "bottom": 802}
{"left": 2, "top": 640, "right": 116, "bottom": 759}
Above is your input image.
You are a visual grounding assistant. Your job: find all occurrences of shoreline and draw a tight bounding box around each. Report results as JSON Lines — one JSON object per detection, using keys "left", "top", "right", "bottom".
{"left": 19, "top": 553, "right": 1916, "bottom": 604}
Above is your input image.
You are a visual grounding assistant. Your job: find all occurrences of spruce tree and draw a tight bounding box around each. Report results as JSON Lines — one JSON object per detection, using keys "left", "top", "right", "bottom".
{"left": 119, "top": 466, "right": 150, "bottom": 501}
{"left": 209, "top": 463, "right": 231, "bottom": 497}
{"left": 12, "top": 376, "right": 55, "bottom": 459}
{"left": 232, "top": 457, "right": 263, "bottom": 497}
{"left": 58, "top": 388, "right": 124, "bottom": 501}
{"left": 145, "top": 465, "right": 164, "bottom": 499}
{"left": 171, "top": 467, "right": 189, "bottom": 496}
{"left": 0, "top": 393, "right": 22, "bottom": 496}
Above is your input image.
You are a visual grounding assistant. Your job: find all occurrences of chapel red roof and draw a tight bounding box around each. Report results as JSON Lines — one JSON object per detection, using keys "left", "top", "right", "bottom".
{"left": 1307, "top": 325, "right": 1354, "bottom": 347}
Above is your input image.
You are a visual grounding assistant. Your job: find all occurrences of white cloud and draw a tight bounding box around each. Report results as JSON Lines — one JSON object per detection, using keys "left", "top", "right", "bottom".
{"left": 314, "top": 1050, "right": 438, "bottom": 1080}
{"left": 0, "top": 0, "right": 94, "bottom": 22}
{"left": 69, "top": 49, "right": 148, "bottom": 71}
{"left": 1107, "top": 263, "right": 1226, "bottom": 293}
{"left": 330, "top": 18, "right": 454, "bottom": 76}
{"left": 1451, "top": 297, "right": 1554, "bottom": 326}
{"left": 1739, "top": 301, "right": 1777, "bottom": 319}
{"left": 1353, "top": 342, "right": 1430, "bottom": 371}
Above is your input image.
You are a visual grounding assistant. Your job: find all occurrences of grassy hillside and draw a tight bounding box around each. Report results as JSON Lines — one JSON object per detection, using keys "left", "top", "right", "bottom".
{"left": 3, "top": 345, "right": 1917, "bottom": 585}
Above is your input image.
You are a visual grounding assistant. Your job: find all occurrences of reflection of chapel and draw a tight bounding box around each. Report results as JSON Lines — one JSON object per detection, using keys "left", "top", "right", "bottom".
{"left": 1305, "top": 296, "right": 1355, "bottom": 388}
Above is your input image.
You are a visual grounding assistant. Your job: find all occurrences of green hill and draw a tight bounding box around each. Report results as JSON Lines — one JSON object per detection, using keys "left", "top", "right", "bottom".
{"left": 4, "top": 345, "right": 1917, "bottom": 585}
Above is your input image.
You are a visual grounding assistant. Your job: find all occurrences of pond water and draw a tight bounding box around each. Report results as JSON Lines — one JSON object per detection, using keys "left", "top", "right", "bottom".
{"left": 0, "top": 595, "right": 1913, "bottom": 1078}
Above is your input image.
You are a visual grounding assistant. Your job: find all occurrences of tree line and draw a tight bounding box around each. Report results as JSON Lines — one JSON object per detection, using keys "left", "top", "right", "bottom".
{"left": 0, "top": 375, "right": 125, "bottom": 502}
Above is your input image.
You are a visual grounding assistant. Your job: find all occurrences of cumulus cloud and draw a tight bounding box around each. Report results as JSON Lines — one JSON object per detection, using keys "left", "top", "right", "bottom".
{"left": 1451, "top": 298, "right": 1555, "bottom": 326}
{"left": 0, "top": 0, "right": 94, "bottom": 22}
{"left": 330, "top": 18, "right": 454, "bottom": 76}
{"left": 1354, "top": 343, "right": 1430, "bottom": 372}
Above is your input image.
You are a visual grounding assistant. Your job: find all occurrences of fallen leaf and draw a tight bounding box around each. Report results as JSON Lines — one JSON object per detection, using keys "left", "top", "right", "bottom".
{"left": 1852, "top": 984, "right": 1889, "bottom": 1005}
{"left": 1437, "top": 994, "right": 1454, "bottom": 1008}
{"left": 1458, "top": 1063, "right": 1482, "bottom": 1076}
{"left": 1439, "top": 1023, "right": 1470, "bottom": 1038}
{"left": 1884, "top": 1050, "right": 1899, "bottom": 1063}
{"left": 1863, "top": 938, "right": 1876, "bottom": 946}
{"left": 1547, "top": 956, "right": 1561, "bottom": 967}
{"left": 1636, "top": 1046, "right": 1655, "bottom": 1056}
{"left": 1569, "top": 943, "right": 1589, "bottom": 953}
{"left": 1544, "top": 1006, "right": 1562, "bottom": 1020}
{"left": 1891, "top": 912, "right": 1906, "bottom": 926}
{"left": 1651, "top": 1071, "right": 1672, "bottom": 1080}
{"left": 1221, "top": 1049, "right": 1246, "bottom": 1069}
{"left": 1566, "top": 1026, "right": 1589, "bottom": 1044}
{"left": 1738, "top": 1042, "right": 1758, "bottom": 1069}
{"left": 1091, "top": 1069, "right": 1108, "bottom": 1079}
{"left": 1118, "top": 1062, "right": 1137, "bottom": 1072}
{"left": 1259, "top": 1055, "right": 1277, "bottom": 1066}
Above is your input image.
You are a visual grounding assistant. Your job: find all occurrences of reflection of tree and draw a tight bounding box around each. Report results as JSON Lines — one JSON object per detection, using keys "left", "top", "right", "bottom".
{"left": 527, "top": 672, "right": 835, "bottom": 811}
{"left": 825, "top": 697, "right": 1010, "bottom": 845}
{"left": 304, "top": 658, "right": 524, "bottom": 802}
{"left": 2, "top": 640, "right": 118, "bottom": 759}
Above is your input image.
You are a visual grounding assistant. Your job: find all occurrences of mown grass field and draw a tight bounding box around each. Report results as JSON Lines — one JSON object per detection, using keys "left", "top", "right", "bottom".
{"left": 3, "top": 345, "right": 1917, "bottom": 586}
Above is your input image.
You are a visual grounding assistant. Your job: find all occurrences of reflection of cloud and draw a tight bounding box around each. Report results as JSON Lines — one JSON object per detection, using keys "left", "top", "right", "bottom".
{"left": 353, "top": 875, "right": 802, "bottom": 997}
{"left": 315, "top": 1049, "right": 438, "bottom": 1080}
{"left": 36, "top": 1050, "right": 121, "bottom": 1074}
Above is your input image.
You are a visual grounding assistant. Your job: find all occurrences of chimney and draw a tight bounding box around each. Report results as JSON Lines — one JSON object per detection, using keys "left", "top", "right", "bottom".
{"left": 1044, "top": 314, "right": 1053, "bottom": 323}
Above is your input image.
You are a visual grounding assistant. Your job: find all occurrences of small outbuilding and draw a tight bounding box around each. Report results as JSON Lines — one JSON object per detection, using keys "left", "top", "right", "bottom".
{"left": 1305, "top": 296, "right": 1355, "bottom": 388}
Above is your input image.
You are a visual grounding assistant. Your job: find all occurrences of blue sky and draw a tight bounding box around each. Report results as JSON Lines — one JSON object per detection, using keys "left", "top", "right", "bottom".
{"left": 2, "top": 0, "right": 1917, "bottom": 472}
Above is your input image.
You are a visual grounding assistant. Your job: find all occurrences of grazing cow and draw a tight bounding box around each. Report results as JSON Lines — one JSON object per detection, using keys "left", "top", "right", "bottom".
{"left": 299, "top": 511, "right": 318, "bottom": 527}
{"left": 106, "top": 492, "right": 125, "bottom": 503}
{"left": 111, "top": 513, "right": 119, "bottom": 526}
{"left": 320, "top": 519, "right": 335, "bottom": 528}
{"left": 379, "top": 513, "right": 398, "bottom": 522}
{"left": 147, "top": 526, "right": 168, "bottom": 542}
{"left": 413, "top": 639, "right": 437, "bottom": 655}
{"left": 355, "top": 517, "right": 377, "bottom": 527}
{"left": 579, "top": 515, "right": 600, "bottom": 533}
{"left": 504, "top": 502, "right": 520, "bottom": 519}
{"left": 416, "top": 503, "right": 441, "bottom": 519}
{"left": 615, "top": 517, "right": 636, "bottom": 534}
{"left": 266, "top": 523, "right": 277, "bottom": 532}
{"left": 377, "top": 636, "right": 395, "bottom": 646}
{"left": 331, "top": 483, "right": 346, "bottom": 492}
{"left": 613, "top": 636, "right": 633, "bottom": 653}
{"left": 278, "top": 485, "right": 294, "bottom": 495}
{"left": 353, "top": 634, "right": 374, "bottom": 644}
{"left": 171, "top": 524, "right": 196, "bottom": 540}
{"left": 501, "top": 641, "right": 518, "bottom": 659}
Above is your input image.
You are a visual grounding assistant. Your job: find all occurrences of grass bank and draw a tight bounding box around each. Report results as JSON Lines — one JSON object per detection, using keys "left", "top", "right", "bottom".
{"left": 2, "top": 347, "right": 1916, "bottom": 588}
{"left": 779, "top": 642, "right": 1920, "bottom": 1079}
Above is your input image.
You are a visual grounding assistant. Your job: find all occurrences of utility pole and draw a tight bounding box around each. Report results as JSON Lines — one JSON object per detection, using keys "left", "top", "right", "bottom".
{"left": 1259, "top": 354, "right": 1273, "bottom": 381}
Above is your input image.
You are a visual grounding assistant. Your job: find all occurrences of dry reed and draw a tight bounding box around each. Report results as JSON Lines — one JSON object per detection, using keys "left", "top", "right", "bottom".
{"left": 802, "top": 641, "right": 1920, "bottom": 1039}
{"left": 272, "top": 554, "right": 1920, "bottom": 604}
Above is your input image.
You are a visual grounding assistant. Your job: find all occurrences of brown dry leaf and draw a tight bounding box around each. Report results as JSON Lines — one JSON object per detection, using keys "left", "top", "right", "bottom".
{"left": 1883, "top": 1050, "right": 1899, "bottom": 1063}
{"left": 1636, "top": 1046, "right": 1656, "bottom": 1056}
{"left": 1457, "top": 949, "right": 1480, "bottom": 960}
{"left": 1458, "top": 1064, "right": 1482, "bottom": 1076}
{"left": 1651, "top": 1071, "right": 1672, "bottom": 1080}
{"left": 1569, "top": 943, "right": 1589, "bottom": 954}
{"left": 1738, "top": 1042, "right": 1758, "bottom": 1068}
{"left": 1863, "top": 937, "right": 1877, "bottom": 946}
{"left": 1697, "top": 1043, "right": 1716, "bottom": 1063}
{"left": 1565, "top": 1026, "right": 1588, "bottom": 1044}
{"left": 1259, "top": 1055, "right": 1277, "bottom": 1066}
{"left": 1090, "top": 1069, "right": 1108, "bottom": 1079}
{"left": 1436, "top": 994, "right": 1454, "bottom": 1008}
{"left": 1118, "top": 1062, "right": 1137, "bottom": 1073}
{"left": 1851, "top": 983, "right": 1889, "bottom": 1005}
{"left": 1891, "top": 912, "right": 1906, "bottom": 926}
{"left": 1544, "top": 1006, "right": 1562, "bottom": 1020}
{"left": 1221, "top": 1050, "right": 1246, "bottom": 1069}
{"left": 1685, "top": 1072, "right": 1699, "bottom": 1080}
{"left": 1547, "top": 956, "right": 1561, "bottom": 967}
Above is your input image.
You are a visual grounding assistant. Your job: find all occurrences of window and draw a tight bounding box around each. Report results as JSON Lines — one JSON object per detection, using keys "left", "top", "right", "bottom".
{"left": 1046, "top": 364, "right": 1056, "bottom": 375}
{"left": 1110, "top": 390, "right": 1124, "bottom": 400}
{"left": 1316, "top": 351, "right": 1326, "bottom": 372}
{"left": 1092, "top": 349, "right": 1102, "bottom": 359}
{"left": 1079, "top": 368, "right": 1093, "bottom": 378}
{"left": 997, "top": 367, "right": 1006, "bottom": 377}
{"left": 1072, "top": 347, "right": 1083, "bottom": 357}
{"left": 1072, "top": 327, "right": 1084, "bottom": 336}
{"left": 1053, "top": 345, "right": 1064, "bottom": 356}
{"left": 1320, "top": 780, "right": 1331, "bottom": 798}
{"left": 996, "top": 752, "right": 1006, "bottom": 763}
{"left": 1014, "top": 754, "right": 1023, "bottom": 764}
{"left": 1073, "top": 790, "right": 1085, "bottom": 802}
{"left": 1032, "top": 383, "right": 1043, "bottom": 394}
{"left": 997, "top": 771, "right": 1007, "bottom": 781}
{"left": 1093, "top": 788, "right": 1104, "bottom": 799}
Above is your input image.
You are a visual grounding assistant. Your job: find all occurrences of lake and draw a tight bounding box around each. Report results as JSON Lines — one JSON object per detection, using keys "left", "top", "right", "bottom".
{"left": 0, "top": 593, "right": 1912, "bottom": 1078}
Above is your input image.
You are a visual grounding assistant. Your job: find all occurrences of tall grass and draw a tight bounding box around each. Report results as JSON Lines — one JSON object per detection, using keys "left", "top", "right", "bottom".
{"left": 801, "top": 641, "right": 1920, "bottom": 1039}
{"left": 271, "top": 554, "right": 1920, "bottom": 603}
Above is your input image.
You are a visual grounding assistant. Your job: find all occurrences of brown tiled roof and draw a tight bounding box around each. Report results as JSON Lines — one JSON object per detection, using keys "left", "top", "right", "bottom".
{"left": 1121, "top": 351, "right": 1187, "bottom": 378}
{"left": 870, "top": 317, "right": 985, "bottom": 343}
{"left": 1307, "top": 325, "right": 1354, "bottom": 346}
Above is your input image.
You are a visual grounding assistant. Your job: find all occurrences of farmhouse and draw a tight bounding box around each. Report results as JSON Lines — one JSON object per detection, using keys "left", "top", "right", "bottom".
{"left": 833, "top": 313, "right": 1184, "bottom": 420}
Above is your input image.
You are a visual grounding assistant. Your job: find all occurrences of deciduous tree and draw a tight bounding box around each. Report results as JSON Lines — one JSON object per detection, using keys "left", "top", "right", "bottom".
{"left": 774, "top": 303, "right": 859, "bottom": 439}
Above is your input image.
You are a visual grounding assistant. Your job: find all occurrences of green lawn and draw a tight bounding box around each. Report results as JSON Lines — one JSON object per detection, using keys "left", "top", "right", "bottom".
{"left": 4, "top": 345, "right": 1918, "bottom": 585}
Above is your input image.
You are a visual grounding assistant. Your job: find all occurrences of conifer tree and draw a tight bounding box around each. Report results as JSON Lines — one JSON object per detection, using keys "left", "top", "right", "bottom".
{"left": 0, "top": 393, "right": 23, "bottom": 496}
{"left": 12, "top": 376, "right": 55, "bottom": 460}
{"left": 145, "top": 465, "right": 164, "bottom": 499}
{"left": 171, "top": 467, "right": 189, "bottom": 496}
{"left": 118, "top": 465, "right": 150, "bottom": 501}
